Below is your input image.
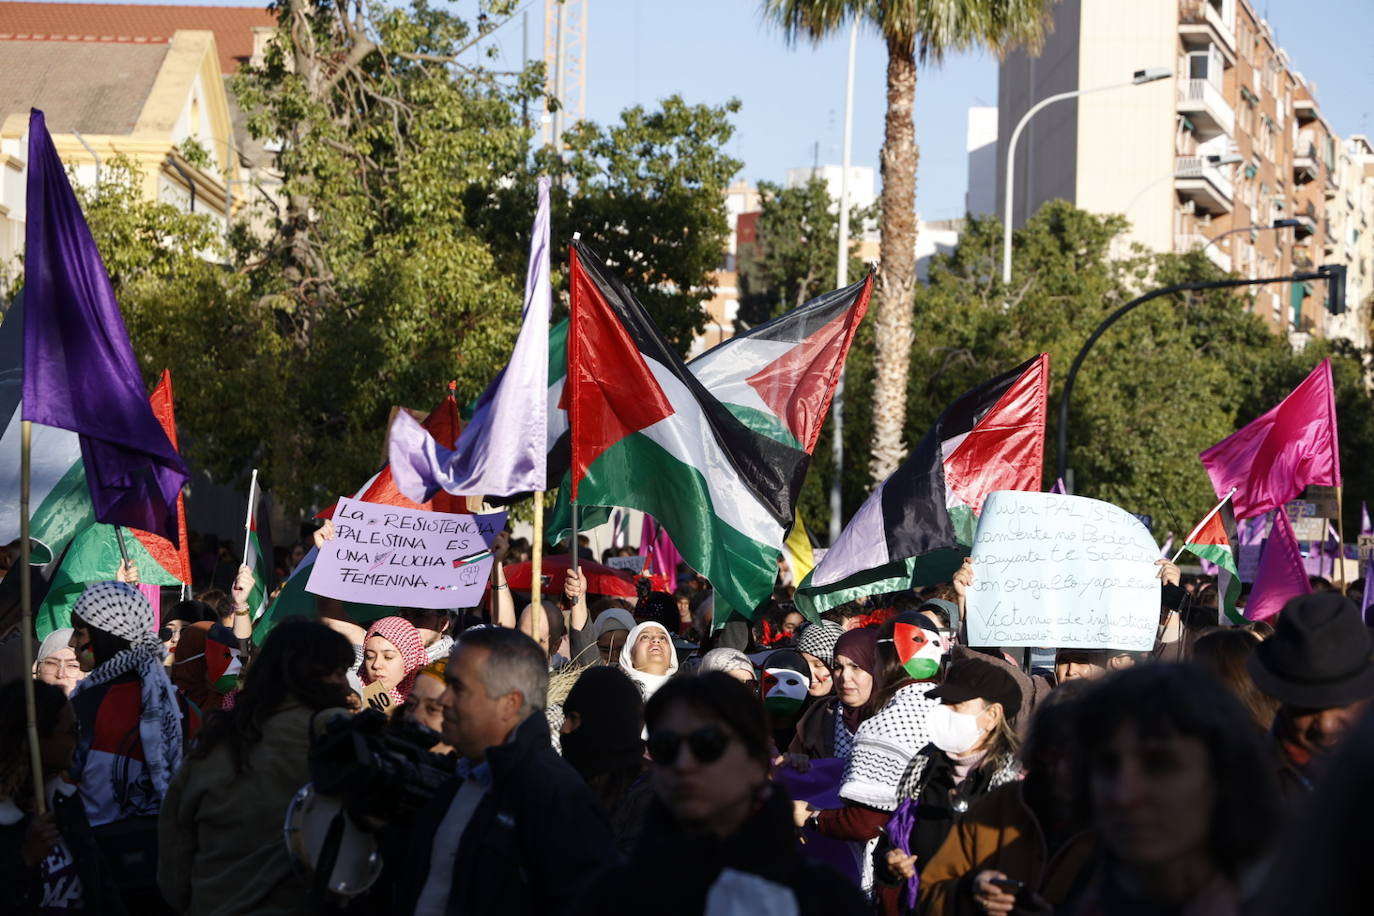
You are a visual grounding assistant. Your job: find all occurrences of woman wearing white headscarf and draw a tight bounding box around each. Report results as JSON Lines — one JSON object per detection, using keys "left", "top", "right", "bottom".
{"left": 618, "top": 621, "right": 679, "bottom": 700}
{"left": 33, "top": 627, "right": 85, "bottom": 696}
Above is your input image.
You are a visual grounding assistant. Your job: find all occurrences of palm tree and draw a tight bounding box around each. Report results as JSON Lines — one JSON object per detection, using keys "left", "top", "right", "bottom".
{"left": 763, "top": 0, "right": 1052, "bottom": 484}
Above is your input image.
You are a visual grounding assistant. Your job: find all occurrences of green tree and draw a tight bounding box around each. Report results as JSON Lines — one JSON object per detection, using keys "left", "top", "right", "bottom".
{"left": 763, "top": 0, "right": 1053, "bottom": 485}
{"left": 466, "top": 95, "right": 744, "bottom": 354}
{"left": 736, "top": 176, "right": 867, "bottom": 328}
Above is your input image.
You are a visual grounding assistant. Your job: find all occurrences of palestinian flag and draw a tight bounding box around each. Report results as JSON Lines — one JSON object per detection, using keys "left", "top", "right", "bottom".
{"left": 797, "top": 354, "right": 1050, "bottom": 615}
{"left": 567, "top": 240, "right": 835, "bottom": 618}
{"left": 0, "top": 293, "right": 94, "bottom": 565}
{"left": 1181, "top": 490, "right": 1243, "bottom": 625}
{"left": 318, "top": 395, "right": 467, "bottom": 520}
{"left": 242, "top": 472, "right": 270, "bottom": 620}
{"left": 547, "top": 272, "right": 873, "bottom": 544}
{"left": 32, "top": 370, "right": 193, "bottom": 636}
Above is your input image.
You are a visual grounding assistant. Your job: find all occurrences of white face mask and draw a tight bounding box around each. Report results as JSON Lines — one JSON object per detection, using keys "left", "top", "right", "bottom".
{"left": 926, "top": 704, "right": 987, "bottom": 755}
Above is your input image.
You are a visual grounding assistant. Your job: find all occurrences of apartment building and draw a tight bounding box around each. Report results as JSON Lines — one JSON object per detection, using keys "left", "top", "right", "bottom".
{"left": 997, "top": 0, "right": 1368, "bottom": 341}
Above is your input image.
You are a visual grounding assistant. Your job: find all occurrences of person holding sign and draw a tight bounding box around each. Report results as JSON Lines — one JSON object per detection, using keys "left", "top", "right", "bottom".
{"left": 360, "top": 617, "right": 428, "bottom": 713}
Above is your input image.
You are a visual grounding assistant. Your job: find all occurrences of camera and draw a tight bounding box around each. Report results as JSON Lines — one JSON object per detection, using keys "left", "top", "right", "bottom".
{"left": 309, "top": 708, "right": 454, "bottom": 823}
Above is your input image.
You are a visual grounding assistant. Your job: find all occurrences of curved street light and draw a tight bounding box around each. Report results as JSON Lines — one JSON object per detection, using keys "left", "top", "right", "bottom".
{"left": 1002, "top": 68, "right": 1172, "bottom": 285}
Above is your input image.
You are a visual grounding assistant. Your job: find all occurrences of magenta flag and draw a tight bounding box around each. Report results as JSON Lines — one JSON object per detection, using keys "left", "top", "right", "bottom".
{"left": 639, "top": 514, "right": 683, "bottom": 583}
{"left": 1200, "top": 360, "right": 1340, "bottom": 520}
{"left": 1245, "top": 511, "right": 1312, "bottom": 621}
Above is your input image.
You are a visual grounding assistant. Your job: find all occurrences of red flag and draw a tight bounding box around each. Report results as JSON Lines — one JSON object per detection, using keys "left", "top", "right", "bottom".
{"left": 1200, "top": 360, "right": 1340, "bottom": 520}
{"left": 130, "top": 370, "right": 192, "bottom": 583}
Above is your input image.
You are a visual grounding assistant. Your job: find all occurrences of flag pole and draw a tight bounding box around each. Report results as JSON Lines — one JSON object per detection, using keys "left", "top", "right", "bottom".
{"left": 242, "top": 468, "right": 258, "bottom": 564}
{"left": 19, "top": 421, "right": 46, "bottom": 815}
{"left": 530, "top": 494, "right": 544, "bottom": 646}
{"left": 1171, "top": 488, "right": 1237, "bottom": 564}
{"left": 1336, "top": 484, "right": 1347, "bottom": 586}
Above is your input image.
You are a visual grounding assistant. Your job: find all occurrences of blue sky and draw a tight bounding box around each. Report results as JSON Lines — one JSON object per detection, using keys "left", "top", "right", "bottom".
{"left": 66, "top": 0, "right": 1374, "bottom": 220}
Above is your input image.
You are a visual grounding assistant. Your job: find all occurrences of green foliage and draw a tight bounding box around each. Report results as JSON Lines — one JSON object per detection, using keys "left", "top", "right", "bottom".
{"left": 797, "top": 200, "right": 1374, "bottom": 541}
{"left": 466, "top": 95, "right": 744, "bottom": 354}
{"left": 736, "top": 176, "right": 868, "bottom": 328}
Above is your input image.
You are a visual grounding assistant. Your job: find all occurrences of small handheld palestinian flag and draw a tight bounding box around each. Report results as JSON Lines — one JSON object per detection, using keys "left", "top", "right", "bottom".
{"left": 242, "top": 469, "right": 270, "bottom": 620}
{"left": 1176, "top": 488, "right": 1242, "bottom": 625}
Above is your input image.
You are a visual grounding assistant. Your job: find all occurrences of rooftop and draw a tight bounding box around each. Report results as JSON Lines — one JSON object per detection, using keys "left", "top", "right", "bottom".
{"left": 0, "top": 2, "right": 276, "bottom": 73}
{"left": 0, "top": 40, "right": 168, "bottom": 134}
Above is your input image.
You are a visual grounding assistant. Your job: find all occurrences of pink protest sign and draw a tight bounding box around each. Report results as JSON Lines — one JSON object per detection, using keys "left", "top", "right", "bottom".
{"left": 307, "top": 497, "right": 506, "bottom": 609}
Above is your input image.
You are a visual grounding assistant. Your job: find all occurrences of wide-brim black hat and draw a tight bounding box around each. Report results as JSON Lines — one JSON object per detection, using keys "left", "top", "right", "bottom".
{"left": 1247, "top": 593, "right": 1374, "bottom": 709}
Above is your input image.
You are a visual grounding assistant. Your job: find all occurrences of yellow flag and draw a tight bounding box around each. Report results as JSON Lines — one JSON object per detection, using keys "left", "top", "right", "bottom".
{"left": 783, "top": 509, "right": 815, "bottom": 584}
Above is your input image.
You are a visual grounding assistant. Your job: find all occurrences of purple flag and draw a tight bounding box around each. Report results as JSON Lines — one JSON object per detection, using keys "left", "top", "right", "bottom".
{"left": 1363, "top": 558, "right": 1373, "bottom": 626}
{"left": 1246, "top": 510, "right": 1312, "bottom": 621}
{"left": 1199, "top": 360, "right": 1340, "bottom": 520}
{"left": 389, "top": 177, "right": 551, "bottom": 499}
{"left": 1049, "top": 478, "right": 1066, "bottom": 495}
{"left": 21, "top": 110, "right": 187, "bottom": 542}
{"left": 1361, "top": 501, "right": 1371, "bottom": 538}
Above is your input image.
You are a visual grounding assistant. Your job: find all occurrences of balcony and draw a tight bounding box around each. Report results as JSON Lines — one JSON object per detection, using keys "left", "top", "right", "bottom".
{"left": 1175, "top": 233, "right": 1233, "bottom": 272}
{"left": 1179, "top": 1, "right": 1236, "bottom": 60}
{"left": 1177, "top": 79, "right": 1234, "bottom": 139}
{"left": 1175, "top": 156, "right": 1234, "bottom": 213}
{"left": 1294, "top": 142, "right": 1319, "bottom": 184}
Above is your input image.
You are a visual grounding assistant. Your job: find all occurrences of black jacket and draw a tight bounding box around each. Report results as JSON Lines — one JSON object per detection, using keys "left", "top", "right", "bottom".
{"left": 0, "top": 782, "right": 126, "bottom": 915}
{"left": 404, "top": 712, "right": 621, "bottom": 915}
{"left": 576, "top": 785, "right": 868, "bottom": 916}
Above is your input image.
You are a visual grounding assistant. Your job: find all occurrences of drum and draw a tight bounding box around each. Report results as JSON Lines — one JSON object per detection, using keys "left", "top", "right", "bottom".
{"left": 283, "top": 783, "right": 383, "bottom": 898}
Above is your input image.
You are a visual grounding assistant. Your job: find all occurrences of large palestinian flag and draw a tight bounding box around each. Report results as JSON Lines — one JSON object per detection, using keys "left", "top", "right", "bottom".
{"left": 546, "top": 271, "right": 873, "bottom": 545}
{"left": 797, "top": 354, "right": 1050, "bottom": 615}
{"left": 566, "top": 241, "right": 866, "bottom": 617}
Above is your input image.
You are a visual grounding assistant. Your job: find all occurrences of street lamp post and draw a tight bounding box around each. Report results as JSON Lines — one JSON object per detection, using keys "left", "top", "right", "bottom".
{"left": 829, "top": 21, "right": 859, "bottom": 546}
{"left": 1056, "top": 265, "right": 1346, "bottom": 491}
{"left": 1001, "top": 68, "right": 1172, "bottom": 285}
{"left": 1201, "top": 217, "right": 1303, "bottom": 256}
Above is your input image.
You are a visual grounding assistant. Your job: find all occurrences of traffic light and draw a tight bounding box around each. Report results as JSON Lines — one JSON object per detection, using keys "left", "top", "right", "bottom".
{"left": 1320, "top": 264, "right": 1347, "bottom": 315}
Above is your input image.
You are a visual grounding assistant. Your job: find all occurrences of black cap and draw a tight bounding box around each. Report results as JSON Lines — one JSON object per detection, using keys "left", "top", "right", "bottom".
{"left": 927, "top": 655, "right": 1023, "bottom": 719}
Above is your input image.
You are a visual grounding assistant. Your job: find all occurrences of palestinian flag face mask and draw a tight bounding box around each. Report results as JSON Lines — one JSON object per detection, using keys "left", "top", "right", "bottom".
{"left": 894, "top": 622, "right": 944, "bottom": 680}
{"left": 205, "top": 630, "right": 243, "bottom": 694}
{"left": 761, "top": 667, "right": 810, "bottom": 717}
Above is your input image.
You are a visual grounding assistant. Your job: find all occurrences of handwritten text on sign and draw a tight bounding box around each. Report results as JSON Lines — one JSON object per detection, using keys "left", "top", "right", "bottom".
{"left": 965, "top": 491, "right": 1161, "bottom": 651}
{"left": 307, "top": 497, "right": 507, "bottom": 609}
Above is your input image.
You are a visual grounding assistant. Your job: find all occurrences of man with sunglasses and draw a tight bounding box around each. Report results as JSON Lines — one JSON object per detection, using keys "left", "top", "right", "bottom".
{"left": 404, "top": 626, "right": 619, "bottom": 915}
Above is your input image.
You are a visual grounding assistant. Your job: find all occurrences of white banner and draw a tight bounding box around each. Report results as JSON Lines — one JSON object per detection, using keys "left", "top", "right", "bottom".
{"left": 965, "top": 491, "right": 1161, "bottom": 651}
{"left": 307, "top": 497, "right": 507, "bottom": 609}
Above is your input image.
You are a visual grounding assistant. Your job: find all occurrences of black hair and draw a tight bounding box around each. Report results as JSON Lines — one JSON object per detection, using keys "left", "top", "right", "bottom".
{"left": 645, "top": 672, "right": 770, "bottom": 765}
{"left": 191, "top": 620, "right": 354, "bottom": 773}
{"left": 0, "top": 679, "right": 69, "bottom": 798}
{"left": 165, "top": 599, "right": 218, "bottom": 626}
{"left": 1021, "top": 677, "right": 1095, "bottom": 772}
{"left": 1073, "top": 663, "right": 1279, "bottom": 876}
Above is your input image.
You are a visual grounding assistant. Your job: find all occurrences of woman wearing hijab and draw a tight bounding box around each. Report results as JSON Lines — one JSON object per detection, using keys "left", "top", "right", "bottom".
{"left": 591, "top": 608, "right": 637, "bottom": 667}
{"left": 698, "top": 648, "right": 757, "bottom": 687}
{"left": 879, "top": 648, "right": 1026, "bottom": 914}
{"left": 560, "top": 666, "right": 652, "bottom": 854}
{"left": 576, "top": 673, "right": 867, "bottom": 916}
{"left": 33, "top": 628, "right": 85, "bottom": 696}
{"left": 790, "top": 627, "right": 878, "bottom": 762}
{"left": 619, "top": 621, "right": 680, "bottom": 700}
{"left": 795, "top": 615, "right": 945, "bottom": 896}
{"left": 67, "top": 581, "right": 199, "bottom": 911}
{"left": 158, "top": 620, "right": 356, "bottom": 916}
{"left": 796, "top": 620, "right": 844, "bottom": 699}
{"left": 360, "top": 616, "right": 429, "bottom": 710}
{"left": 169, "top": 623, "right": 243, "bottom": 715}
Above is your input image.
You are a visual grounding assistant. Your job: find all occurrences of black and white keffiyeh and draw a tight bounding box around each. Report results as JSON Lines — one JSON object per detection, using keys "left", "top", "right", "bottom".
{"left": 839, "top": 682, "right": 939, "bottom": 811}
{"left": 69, "top": 581, "right": 184, "bottom": 800}
{"left": 832, "top": 700, "right": 856, "bottom": 759}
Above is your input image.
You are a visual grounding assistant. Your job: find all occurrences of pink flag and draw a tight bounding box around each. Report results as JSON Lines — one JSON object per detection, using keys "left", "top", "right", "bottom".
{"left": 1200, "top": 360, "right": 1340, "bottom": 520}
{"left": 1245, "top": 510, "right": 1312, "bottom": 621}
{"left": 639, "top": 514, "right": 683, "bottom": 584}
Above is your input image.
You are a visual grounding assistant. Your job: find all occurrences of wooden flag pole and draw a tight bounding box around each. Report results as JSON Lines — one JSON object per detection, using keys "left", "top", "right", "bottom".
{"left": 19, "top": 420, "right": 47, "bottom": 816}
{"left": 530, "top": 494, "right": 544, "bottom": 646}
{"left": 1336, "top": 484, "right": 1348, "bottom": 586}
{"left": 242, "top": 468, "right": 259, "bottom": 565}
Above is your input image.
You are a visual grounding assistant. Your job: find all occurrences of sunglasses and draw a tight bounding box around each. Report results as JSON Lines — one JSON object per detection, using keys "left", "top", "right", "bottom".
{"left": 647, "top": 725, "right": 732, "bottom": 765}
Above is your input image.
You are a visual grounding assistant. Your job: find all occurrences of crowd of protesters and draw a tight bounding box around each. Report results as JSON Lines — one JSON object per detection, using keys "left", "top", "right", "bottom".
{"left": 1, "top": 522, "right": 1371, "bottom": 915}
